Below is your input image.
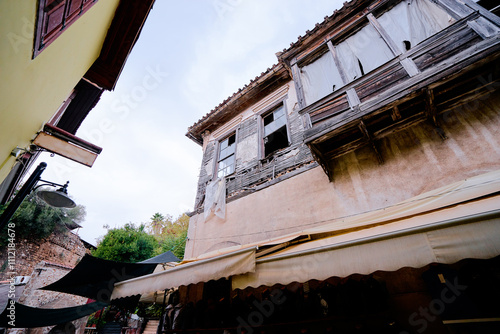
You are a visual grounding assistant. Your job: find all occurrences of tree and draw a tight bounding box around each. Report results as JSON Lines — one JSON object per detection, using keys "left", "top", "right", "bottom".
{"left": 149, "top": 212, "right": 165, "bottom": 236}
{"left": 0, "top": 190, "right": 86, "bottom": 247}
{"left": 92, "top": 223, "right": 157, "bottom": 263}
{"left": 155, "top": 213, "right": 189, "bottom": 260}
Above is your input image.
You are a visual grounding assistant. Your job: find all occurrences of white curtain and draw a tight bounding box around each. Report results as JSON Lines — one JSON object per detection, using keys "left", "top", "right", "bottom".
{"left": 300, "top": 51, "right": 344, "bottom": 105}
{"left": 337, "top": 24, "right": 394, "bottom": 82}
{"left": 378, "top": 0, "right": 455, "bottom": 51}
{"left": 204, "top": 177, "right": 226, "bottom": 220}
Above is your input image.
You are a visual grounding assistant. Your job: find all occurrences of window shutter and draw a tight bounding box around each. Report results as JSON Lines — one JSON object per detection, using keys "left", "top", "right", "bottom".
{"left": 42, "top": 0, "right": 67, "bottom": 45}
{"left": 65, "top": 0, "right": 84, "bottom": 23}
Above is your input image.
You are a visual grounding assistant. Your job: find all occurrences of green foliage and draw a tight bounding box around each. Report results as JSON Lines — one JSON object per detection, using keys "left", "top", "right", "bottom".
{"left": 92, "top": 223, "right": 157, "bottom": 263}
{"left": 154, "top": 213, "right": 189, "bottom": 260}
{"left": 0, "top": 190, "right": 86, "bottom": 248}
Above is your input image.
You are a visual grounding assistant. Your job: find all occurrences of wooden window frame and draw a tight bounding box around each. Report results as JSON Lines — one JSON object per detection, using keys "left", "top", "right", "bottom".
{"left": 33, "top": 0, "right": 98, "bottom": 58}
{"left": 258, "top": 100, "right": 291, "bottom": 160}
{"left": 214, "top": 130, "right": 238, "bottom": 180}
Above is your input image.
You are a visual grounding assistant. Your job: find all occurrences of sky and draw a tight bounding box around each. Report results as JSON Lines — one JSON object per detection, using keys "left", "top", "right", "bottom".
{"left": 33, "top": 0, "right": 345, "bottom": 245}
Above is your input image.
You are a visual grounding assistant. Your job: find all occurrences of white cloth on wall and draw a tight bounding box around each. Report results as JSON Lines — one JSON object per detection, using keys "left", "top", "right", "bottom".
{"left": 300, "top": 51, "right": 344, "bottom": 105}
{"left": 337, "top": 24, "right": 393, "bottom": 82}
{"left": 204, "top": 177, "right": 226, "bottom": 221}
{"left": 378, "top": 0, "right": 454, "bottom": 51}
{"left": 335, "top": 42, "right": 362, "bottom": 82}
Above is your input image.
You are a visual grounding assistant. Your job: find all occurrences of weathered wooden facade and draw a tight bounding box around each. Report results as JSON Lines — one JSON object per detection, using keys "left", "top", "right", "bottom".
{"left": 105, "top": 1, "right": 500, "bottom": 332}
{"left": 185, "top": 0, "right": 500, "bottom": 258}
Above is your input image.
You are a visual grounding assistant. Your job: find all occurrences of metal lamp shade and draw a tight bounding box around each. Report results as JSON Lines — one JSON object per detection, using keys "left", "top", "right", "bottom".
{"left": 37, "top": 189, "right": 76, "bottom": 208}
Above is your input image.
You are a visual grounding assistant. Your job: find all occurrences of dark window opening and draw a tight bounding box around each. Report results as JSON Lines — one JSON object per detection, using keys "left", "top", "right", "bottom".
{"left": 262, "top": 105, "right": 289, "bottom": 157}
{"left": 264, "top": 125, "right": 288, "bottom": 157}
{"left": 477, "top": 0, "right": 500, "bottom": 15}
{"left": 403, "top": 40, "right": 411, "bottom": 51}
{"left": 217, "top": 133, "right": 236, "bottom": 178}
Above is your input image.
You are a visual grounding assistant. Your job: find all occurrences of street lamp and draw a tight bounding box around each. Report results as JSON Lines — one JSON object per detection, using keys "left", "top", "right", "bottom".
{"left": 0, "top": 162, "right": 76, "bottom": 230}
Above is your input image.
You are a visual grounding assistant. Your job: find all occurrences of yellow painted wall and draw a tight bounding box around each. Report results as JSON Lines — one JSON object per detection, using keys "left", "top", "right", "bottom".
{"left": 0, "top": 0, "right": 120, "bottom": 181}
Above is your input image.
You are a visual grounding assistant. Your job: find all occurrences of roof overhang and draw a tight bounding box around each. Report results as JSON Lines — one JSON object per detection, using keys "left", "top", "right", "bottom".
{"left": 84, "top": 0, "right": 156, "bottom": 90}
{"left": 186, "top": 64, "right": 291, "bottom": 145}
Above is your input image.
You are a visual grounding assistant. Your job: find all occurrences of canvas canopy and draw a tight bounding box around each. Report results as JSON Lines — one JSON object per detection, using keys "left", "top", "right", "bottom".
{"left": 232, "top": 197, "right": 500, "bottom": 289}
{"left": 111, "top": 169, "right": 500, "bottom": 298}
{"left": 0, "top": 300, "right": 107, "bottom": 328}
{"left": 231, "top": 170, "right": 500, "bottom": 289}
{"left": 40, "top": 254, "right": 157, "bottom": 302}
{"left": 111, "top": 247, "right": 256, "bottom": 300}
{"left": 139, "top": 251, "right": 180, "bottom": 264}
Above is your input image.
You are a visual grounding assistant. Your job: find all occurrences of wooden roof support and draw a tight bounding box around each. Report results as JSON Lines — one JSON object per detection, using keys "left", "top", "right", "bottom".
{"left": 291, "top": 60, "right": 306, "bottom": 109}
{"left": 359, "top": 120, "right": 384, "bottom": 164}
{"left": 327, "top": 41, "right": 349, "bottom": 85}
{"left": 391, "top": 105, "right": 402, "bottom": 121}
{"left": 424, "top": 88, "right": 447, "bottom": 140}
{"left": 308, "top": 143, "right": 333, "bottom": 181}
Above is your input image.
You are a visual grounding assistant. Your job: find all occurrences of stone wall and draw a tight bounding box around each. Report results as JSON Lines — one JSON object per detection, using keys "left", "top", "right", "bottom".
{"left": 0, "top": 229, "right": 88, "bottom": 281}
{"left": 0, "top": 229, "right": 92, "bottom": 334}
{"left": 7, "top": 261, "right": 90, "bottom": 334}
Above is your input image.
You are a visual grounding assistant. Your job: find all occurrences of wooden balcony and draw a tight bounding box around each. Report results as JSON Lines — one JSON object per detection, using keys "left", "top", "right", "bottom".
{"left": 301, "top": 13, "right": 500, "bottom": 180}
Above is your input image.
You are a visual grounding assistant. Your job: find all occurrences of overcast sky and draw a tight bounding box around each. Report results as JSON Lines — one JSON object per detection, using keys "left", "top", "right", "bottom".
{"left": 33, "top": 0, "right": 344, "bottom": 245}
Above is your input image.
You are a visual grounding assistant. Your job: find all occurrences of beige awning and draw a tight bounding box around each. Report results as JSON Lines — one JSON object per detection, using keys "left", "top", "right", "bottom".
{"left": 113, "top": 170, "right": 500, "bottom": 297}
{"left": 188, "top": 169, "right": 500, "bottom": 264}
{"left": 232, "top": 194, "right": 500, "bottom": 289}
{"left": 111, "top": 247, "right": 256, "bottom": 300}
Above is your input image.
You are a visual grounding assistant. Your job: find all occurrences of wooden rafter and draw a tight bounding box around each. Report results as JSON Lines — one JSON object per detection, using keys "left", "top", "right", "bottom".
{"left": 308, "top": 143, "right": 333, "bottom": 181}
{"left": 358, "top": 120, "right": 384, "bottom": 164}
{"left": 391, "top": 105, "right": 402, "bottom": 121}
{"left": 424, "top": 88, "right": 447, "bottom": 140}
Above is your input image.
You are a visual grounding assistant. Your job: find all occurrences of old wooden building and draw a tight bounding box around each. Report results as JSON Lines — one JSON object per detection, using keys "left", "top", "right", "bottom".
{"left": 111, "top": 0, "right": 500, "bottom": 332}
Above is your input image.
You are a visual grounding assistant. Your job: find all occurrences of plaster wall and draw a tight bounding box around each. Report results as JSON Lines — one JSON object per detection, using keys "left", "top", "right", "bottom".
{"left": 0, "top": 0, "right": 120, "bottom": 181}
{"left": 185, "top": 90, "right": 500, "bottom": 258}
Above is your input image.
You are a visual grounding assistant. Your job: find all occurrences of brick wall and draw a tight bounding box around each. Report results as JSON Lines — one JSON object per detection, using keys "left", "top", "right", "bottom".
{"left": 0, "top": 229, "right": 93, "bottom": 334}
{"left": 0, "top": 229, "right": 88, "bottom": 281}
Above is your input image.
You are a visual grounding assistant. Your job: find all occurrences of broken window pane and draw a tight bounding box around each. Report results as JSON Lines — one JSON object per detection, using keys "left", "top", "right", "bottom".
{"left": 264, "top": 106, "right": 286, "bottom": 137}
{"left": 262, "top": 106, "right": 289, "bottom": 157}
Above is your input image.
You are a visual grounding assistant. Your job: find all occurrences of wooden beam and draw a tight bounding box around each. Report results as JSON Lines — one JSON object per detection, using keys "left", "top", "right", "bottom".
{"left": 435, "top": 0, "right": 472, "bottom": 19}
{"left": 400, "top": 58, "right": 420, "bottom": 77}
{"left": 303, "top": 113, "right": 312, "bottom": 130}
{"left": 391, "top": 105, "right": 402, "bottom": 121}
{"left": 367, "top": 13, "right": 402, "bottom": 56}
{"left": 358, "top": 120, "right": 384, "bottom": 164}
{"left": 462, "top": 0, "right": 500, "bottom": 26}
{"left": 346, "top": 88, "right": 361, "bottom": 109}
{"left": 308, "top": 143, "right": 333, "bottom": 181}
{"left": 327, "top": 41, "right": 349, "bottom": 85}
{"left": 291, "top": 61, "right": 306, "bottom": 109}
{"left": 424, "top": 88, "right": 447, "bottom": 140}
{"left": 468, "top": 18, "right": 500, "bottom": 39}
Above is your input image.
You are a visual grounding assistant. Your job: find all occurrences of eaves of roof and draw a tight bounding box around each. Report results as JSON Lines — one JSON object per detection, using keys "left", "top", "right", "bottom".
{"left": 186, "top": 0, "right": 374, "bottom": 145}
{"left": 186, "top": 63, "right": 291, "bottom": 145}
{"left": 84, "top": 0, "right": 156, "bottom": 91}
